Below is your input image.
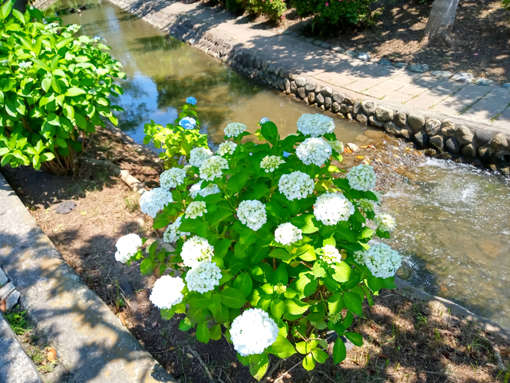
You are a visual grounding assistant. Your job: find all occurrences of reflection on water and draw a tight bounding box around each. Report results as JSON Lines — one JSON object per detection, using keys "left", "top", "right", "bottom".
{"left": 50, "top": 0, "right": 510, "bottom": 328}
{"left": 51, "top": 0, "right": 366, "bottom": 146}
{"left": 383, "top": 159, "right": 510, "bottom": 328}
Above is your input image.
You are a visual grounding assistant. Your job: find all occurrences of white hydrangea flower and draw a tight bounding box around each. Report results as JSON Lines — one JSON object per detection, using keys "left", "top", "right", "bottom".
{"left": 18, "top": 61, "right": 32, "bottom": 69}
{"left": 163, "top": 216, "right": 190, "bottom": 243}
{"left": 296, "top": 114, "right": 335, "bottom": 137}
{"left": 278, "top": 171, "right": 314, "bottom": 201}
{"left": 231, "top": 308, "right": 279, "bottom": 356}
{"left": 181, "top": 236, "right": 214, "bottom": 268}
{"left": 260, "top": 155, "right": 285, "bottom": 173}
{"left": 374, "top": 213, "right": 396, "bottom": 232}
{"left": 296, "top": 138, "right": 332, "bottom": 167}
{"left": 150, "top": 276, "right": 185, "bottom": 309}
{"left": 199, "top": 156, "right": 229, "bottom": 181}
{"left": 224, "top": 122, "right": 247, "bottom": 138}
{"left": 190, "top": 181, "right": 221, "bottom": 199}
{"left": 353, "top": 250, "right": 366, "bottom": 265}
{"left": 185, "top": 201, "right": 207, "bottom": 219}
{"left": 347, "top": 164, "right": 377, "bottom": 191}
{"left": 274, "top": 223, "right": 302, "bottom": 246}
{"left": 140, "top": 188, "right": 173, "bottom": 218}
{"left": 329, "top": 140, "right": 344, "bottom": 154}
{"left": 114, "top": 233, "right": 142, "bottom": 263}
{"left": 361, "top": 243, "right": 402, "bottom": 279}
{"left": 313, "top": 193, "right": 354, "bottom": 225}
{"left": 260, "top": 117, "right": 270, "bottom": 124}
{"left": 217, "top": 141, "right": 237, "bottom": 156}
{"left": 189, "top": 147, "right": 213, "bottom": 168}
{"left": 359, "top": 198, "right": 376, "bottom": 212}
{"left": 160, "top": 168, "right": 186, "bottom": 189}
{"left": 321, "top": 245, "right": 342, "bottom": 264}
{"left": 185, "top": 261, "right": 222, "bottom": 294}
{"left": 237, "top": 200, "right": 267, "bottom": 231}
{"left": 67, "top": 24, "right": 81, "bottom": 33}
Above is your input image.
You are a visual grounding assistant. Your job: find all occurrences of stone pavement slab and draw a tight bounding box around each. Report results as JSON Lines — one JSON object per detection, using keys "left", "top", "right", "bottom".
{"left": 461, "top": 87, "right": 510, "bottom": 122}
{"left": 0, "top": 313, "right": 43, "bottom": 383}
{"left": 0, "top": 172, "right": 175, "bottom": 383}
{"left": 434, "top": 85, "right": 492, "bottom": 116}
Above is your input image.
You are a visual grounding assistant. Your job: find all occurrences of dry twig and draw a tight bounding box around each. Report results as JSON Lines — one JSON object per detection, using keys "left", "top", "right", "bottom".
{"left": 187, "top": 346, "right": 215, "bottom": 383}
{"left": 274, "top": 361, "right": 301, "bottom": 383}
{"left": 261, "top": 359, "right": 283, "bottom": 383}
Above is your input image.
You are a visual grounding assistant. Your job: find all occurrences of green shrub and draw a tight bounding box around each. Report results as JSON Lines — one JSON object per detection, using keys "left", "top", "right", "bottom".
{"left": 245, "top": 0, "right": 287, "bottom": 22}
{"left": 503, "top": 0, "right": 510, "bottom": 9}
{"left": 0, "top": 2, "right": 125, "bottom": 174}
{"left": 143, "top": 97, "right": 209, "bottom": 169}
{"left": 292, "top": 0, "right": 375, "bottom": 33}
{"left": 116, "top": 110, "right": 402, "bottom": 380}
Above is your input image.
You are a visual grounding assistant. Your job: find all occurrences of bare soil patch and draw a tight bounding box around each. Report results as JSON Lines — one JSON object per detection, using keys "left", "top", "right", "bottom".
{"left": 1, "top": 128, "right": 509, "bottom": 383}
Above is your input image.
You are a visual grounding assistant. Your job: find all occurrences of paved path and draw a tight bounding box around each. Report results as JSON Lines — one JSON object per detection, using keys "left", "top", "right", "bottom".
{"left": 110, "top": 0, "right": 510, "bottom": 135}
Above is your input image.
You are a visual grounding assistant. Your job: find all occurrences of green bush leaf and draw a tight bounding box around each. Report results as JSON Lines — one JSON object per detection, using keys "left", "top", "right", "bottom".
{"left": 328, "top": 293, "right": 345, "bottom": 314}
{"left": 331, "top": 262, "right": 352, "bottom": 283}
{"left": 249, "top": 353, "right": 269, "bottom": 381}
{"left": 302, "top": 353, "right": 316, "bottom": 371}
{"left": 343, "top": 292, "right": 363, "bottom": 316}
{"left": 210, "top": 324, "right": 222, "bottom": 340}
{"left": 267, "top": 335, "right": 296, "bottom": 358}
{"left": 260, "top": 121, "right": 278, "bottom": 144}
{"left": 345, "top": 332, "right": 363, "bottom": 347}
{"left": 291, "top": 214, "right": 318, "bottom": 234}
{"left": 220, "top": 288, "right": 246, "bottom": 309}
{"left": 312, "top": 349, "right": 328, "bottom": 364}
{"left": 65, "top": 87, "right": 86, "bottom": 97}
{"left": 284, "top": 299, "right": 309, "bottom": 315}
{"left": 270, "top": 299, "right": 285, "bottom": 320}
{"left": 227, "top": 172, "right": 251, "bottom": 194}
{"left": 233, "top": 272, "right": 253, "bottom": 297}
{"left": 196, "top": 321, "right": 210, "bottom": 344}
{"left": 333, "top": 337, "right": 347, "bottom": 364}
{"left": 140, "top": 258, "right": 154, "bottom": 275}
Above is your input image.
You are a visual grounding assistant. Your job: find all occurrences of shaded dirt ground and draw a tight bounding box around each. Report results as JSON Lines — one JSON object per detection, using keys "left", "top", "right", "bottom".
{"left": 210, "top": 0, "right": 510, "bottom": 82}
{"left": 1, "top": 127, "right": 509, "bottom": 382}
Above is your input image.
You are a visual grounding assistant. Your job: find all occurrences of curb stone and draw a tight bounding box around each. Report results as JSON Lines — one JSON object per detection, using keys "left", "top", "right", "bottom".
{"left": 0, "top": 172, "right": 176, "bottom": 383}
{"left": 0, "top": 313, "right": 43, "bottom": 383}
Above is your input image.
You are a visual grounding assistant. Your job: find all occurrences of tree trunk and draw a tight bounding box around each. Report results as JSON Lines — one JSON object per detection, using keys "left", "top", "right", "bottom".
{"left": 422, "top": 0, "right": 460, "bottom": 48}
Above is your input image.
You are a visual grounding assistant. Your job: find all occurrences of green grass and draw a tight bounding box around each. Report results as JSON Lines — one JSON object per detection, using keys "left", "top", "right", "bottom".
{"left": 4, "top": 310, "right": 31, "bottom": 335}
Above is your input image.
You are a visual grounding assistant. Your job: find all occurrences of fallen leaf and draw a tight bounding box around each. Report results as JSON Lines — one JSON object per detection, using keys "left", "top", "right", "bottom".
{"left": 0, "top": 299, "right": 6, "bottom": 312}
{"left": 441, "top": 350, "right": 450, "bottom": 359}
{"left": 46, "top": 347, "right": 57, "bottom": 362}
{"left": 500, "top": 348, "right": 510, "bottom": 355}
{"left": 355, "top": 156, "right": 365, "bottom": 159}
{"left": 152, "top": 321, "right": 158, "bottom": 328}
{"left": 393, "top": 154, "right": 400, "bottom": 158}
{"left": 118, "top": 312, "right": 126, "bottom": 326}
{"left": 376, "top": 353, "right": 389, "bottom": 360}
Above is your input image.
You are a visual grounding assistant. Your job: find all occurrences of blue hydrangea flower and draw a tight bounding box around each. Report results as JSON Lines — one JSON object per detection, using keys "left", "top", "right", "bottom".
{"left": 179, "top": 117, "right": 197, "bottom": 130}
{"left": 186, "top": 97, "right": 197, "bottom": 105}
{"left": 260, "top": 117, "right": 270, "bottom": 124}
{"left": 283, "top": 151, "right": 291, "bottom": 158}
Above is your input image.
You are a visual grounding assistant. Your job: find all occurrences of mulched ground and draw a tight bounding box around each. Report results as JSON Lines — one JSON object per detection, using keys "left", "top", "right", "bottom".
{"left": 211, "top": 0, "right": 510, "bottom": 83}
{"left": 1, "top": 127, "right": 509, "bottom": 383}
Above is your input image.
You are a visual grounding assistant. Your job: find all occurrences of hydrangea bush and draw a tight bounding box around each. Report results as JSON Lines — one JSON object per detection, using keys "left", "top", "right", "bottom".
{"left": 0, "top": 2, "right": 125, "bottom": 174}
{"left": 117, "top": 110, "right": 401, "bottom": 380}
{"left": 143, "top": 97, "right": 208, "bottom": 168}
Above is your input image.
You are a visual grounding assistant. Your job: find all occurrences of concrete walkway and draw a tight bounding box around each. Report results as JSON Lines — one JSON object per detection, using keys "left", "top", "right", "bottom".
{"left": 109, "top": 0, "right": 510, "bottom": 134}
{"left": 0, "top": 172, "right": 175, "bottom": 383}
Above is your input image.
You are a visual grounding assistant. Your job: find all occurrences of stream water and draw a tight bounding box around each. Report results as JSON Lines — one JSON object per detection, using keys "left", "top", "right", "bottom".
{"left": 49, "top": 0, "right": 510, "bottom": 329}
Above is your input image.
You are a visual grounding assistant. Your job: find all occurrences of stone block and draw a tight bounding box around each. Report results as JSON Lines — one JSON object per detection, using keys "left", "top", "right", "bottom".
{"left": 295, "top": 77, "right": 306, "bottom": 87}
{"left": 5, "top": 290, "right": 20, "bottom": 311}
{"left": 425, "top": 118, "right": 441, "bottom": 135}
{"left": 455, "top": 125, "right": 474, "bottom": 145}
{"left": 356, "top": 114, "right": 368, "bottom": 125}
{"left": 414, "top": 131, "right": 429, "bottom": 148}
{"left": 408, "top": 114, "right": 425, "bottom": 133}
{"left": 361, "top": 101, "right": 376, "bottom": 116}
{"left": 332, "top": 92, "right": 344, "bottom": 103}
{"left": 375, "top": 106, "right": 394, "bottom": 122}
{"left": 445, "top": 137, "right": 460, "bottom": 153}
{"left": 316, "top": 93, "right": 324, "bottom": 106}
{"left": 394, "top": 112, "right": 407, "bottom": 128}
{"left": 430, "top": 135, "right": 444, "bottom": 151}
{"left": 0, "top": 282, "right": 14, "bottom": 300}
{"left": 474, "top": 129, "right": 493, "bottom": 147}
{"left": 440, "top": 120, "right": 455, "bottom": 136}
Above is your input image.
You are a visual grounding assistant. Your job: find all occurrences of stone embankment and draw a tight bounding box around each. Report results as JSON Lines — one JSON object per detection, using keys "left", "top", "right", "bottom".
{"left": 102, "top": 0, "right": 510, "bottom": 175}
